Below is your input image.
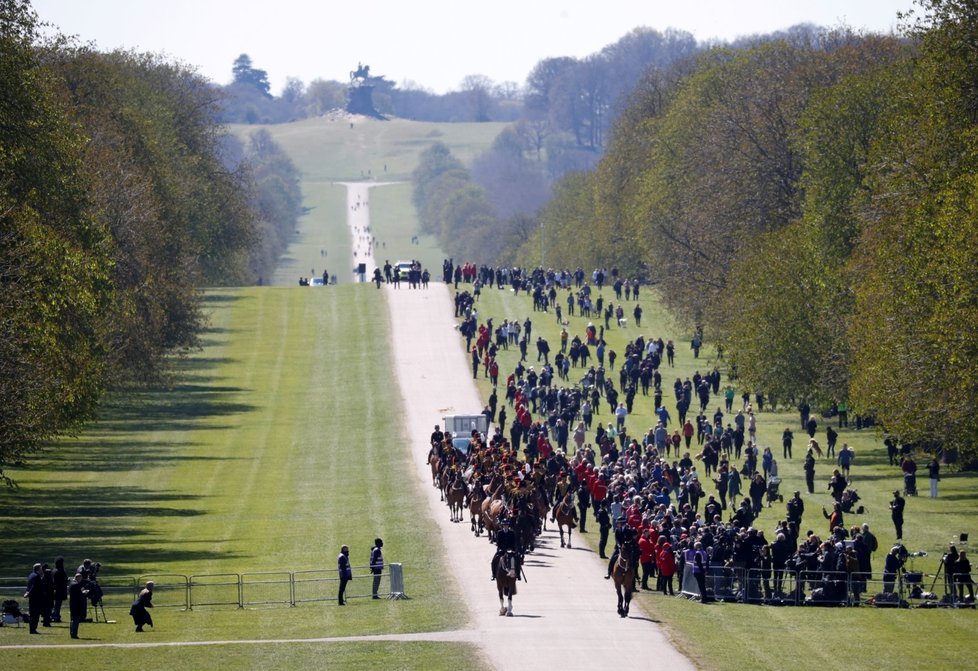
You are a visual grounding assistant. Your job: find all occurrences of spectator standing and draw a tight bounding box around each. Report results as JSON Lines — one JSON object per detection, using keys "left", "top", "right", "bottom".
{"left": 890, "top": 491, "right": 906, "bottom": 540}
{"left": 927, "top": 457, "right": 940, "bottom": 498}
{"left": 51, "top": 557, "right": 68, "bottom": 623}
{"left": 24, "top": 563, "right": 45, "bottom": 634}
{"left": 370, "top": 539, "right": 384, "bottom": 599}
{"left": 337, "top": 545, "right": 352, "bottom": 605}
{"left": 67, "top": 573, "right": 88, "bottom": 639}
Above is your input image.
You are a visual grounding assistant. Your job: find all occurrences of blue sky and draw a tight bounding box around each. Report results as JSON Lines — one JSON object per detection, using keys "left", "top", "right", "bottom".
{"left": 32, "top": 0, "right": 914, "bottom": 94}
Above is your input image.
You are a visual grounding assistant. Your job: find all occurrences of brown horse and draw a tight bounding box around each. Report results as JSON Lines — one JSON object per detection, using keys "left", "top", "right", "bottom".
{"left": 482, "top": 494, "right": 508, "bottom": 544}
{"left": 554, "top": 495, "right": 578, "bottom": 548}
{"left": 612, "top": 540, "right": 636, "bottom": 617}
{"left": 446, "top": 474, "right": 466, "bottom": 523}
{"left": 467, "top": 484, "right": 486, "bottom": 536}
{"left": 438, "top": 468, "right": 452, "bottom": 502}
{"left": 427, "top": 453, "right": 440, "bottom": 488}
{"left": 495, "top": 550, "right": 520, "bottom": 616}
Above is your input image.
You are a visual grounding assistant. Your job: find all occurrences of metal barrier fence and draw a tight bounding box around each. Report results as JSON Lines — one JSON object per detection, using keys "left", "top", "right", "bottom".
{"left": 679, "top": 565, "right": 972, "bottom": 608}
{"left": 0, "top": 564, "right": 406, "bottom": 614}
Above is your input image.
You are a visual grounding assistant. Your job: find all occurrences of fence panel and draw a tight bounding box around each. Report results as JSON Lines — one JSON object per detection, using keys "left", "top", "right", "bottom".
{"left": 293, "top": 569, "right": 337, "bottom": 605}
{"left": 679, "top": 565, "right": 745, "bottom": 602}
{"left": 190, "top": 573, "right": 241, "bottom": 609}
{"left": 241, "top": 572, "right": 292, "bottom": 608}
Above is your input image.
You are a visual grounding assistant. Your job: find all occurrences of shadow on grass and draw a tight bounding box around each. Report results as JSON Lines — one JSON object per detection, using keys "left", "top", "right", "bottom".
{"left": 201, "top": 293, "right": 247, "bottom": 304}
{"left": 0, "top": 361, "right": 259, "bottom": 575}
{"left": 27, "top": 442, "right": 244, "bottom": 473}
{"left": 0, "top": 485, "right": 239, "bottom": 575}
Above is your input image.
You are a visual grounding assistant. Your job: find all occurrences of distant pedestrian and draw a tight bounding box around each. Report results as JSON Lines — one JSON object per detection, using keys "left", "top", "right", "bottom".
{"left": 24, "top": 563, "right": 45, "bottom": 634}
{"left": 370, "top": 538, "right": 384, "bottom": 599}
{"left": 67, "top": 573, "right": 89, "bottom": 639}
{"left": 337, "top": 545, "right": 352, "bottom": 605}
{"left": 890, "top": 491, "right": 905, "bottom": 540}
{"left": 927, "top": 457, "right": 940, "bottom": 498}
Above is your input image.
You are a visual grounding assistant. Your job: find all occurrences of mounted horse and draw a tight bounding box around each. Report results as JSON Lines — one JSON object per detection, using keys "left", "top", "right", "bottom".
{"left": 495, "top": 550, "right": 521, "bottom": 616}
{"left": 427, "top": 452, "right": 441, "bottom": 488}
{"left": 612, "top": 539, "right": 637, "bottom": 617}
{"left": 481, "top": 485, "right": 507, "bottom": 543}
{"left": 466, "top": 481, "right": 486, "bottom": 536}
{"left": 446, "top": 471, "right": 467, "bottom": 523}
{"left": 553, "top": 493, "right": 578, "bottom": 548}
{"left": 513, "top": 499, "right": 539, "bottom": 554}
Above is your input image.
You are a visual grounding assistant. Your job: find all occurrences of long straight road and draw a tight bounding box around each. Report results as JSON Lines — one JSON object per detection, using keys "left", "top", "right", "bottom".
{"left": 361, "top": 183, "right": 695, "bottom": 670}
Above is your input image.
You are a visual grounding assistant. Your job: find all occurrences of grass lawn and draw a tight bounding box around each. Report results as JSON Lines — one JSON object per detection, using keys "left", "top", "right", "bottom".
{"left": 0, "top": 286, "right": 483, "bottom": 670}
{"left": 459, "top": 283, "right": 978, "bottom": 669}
{"left": 233, "top": 116, "right": 506, "bottom": 287}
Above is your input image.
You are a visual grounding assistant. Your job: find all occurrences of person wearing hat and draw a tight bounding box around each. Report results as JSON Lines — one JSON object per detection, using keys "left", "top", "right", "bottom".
{"left": 605, "top": 515, "right": 639, "bottom": 580}
{"left": 370, "top": 538, "right": 385, "bottom": 599}
{"left": 889, "top": 491, "right": 905, "bottom": 540}
{"left": 491, "top": 517, "right": 518, "bottom": 581}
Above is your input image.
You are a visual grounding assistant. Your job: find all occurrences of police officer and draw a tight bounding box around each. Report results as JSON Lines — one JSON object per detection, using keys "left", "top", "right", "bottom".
{"left": 370, "top": 538, "right": 384, "bottom": 599}
{"left": 491, "top": 517, "right": 518, "bottom": 580}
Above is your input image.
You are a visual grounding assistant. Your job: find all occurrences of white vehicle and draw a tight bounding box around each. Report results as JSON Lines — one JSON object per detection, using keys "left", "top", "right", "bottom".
{"left": 310, "top": 277, "right": 326, "bottom": 286}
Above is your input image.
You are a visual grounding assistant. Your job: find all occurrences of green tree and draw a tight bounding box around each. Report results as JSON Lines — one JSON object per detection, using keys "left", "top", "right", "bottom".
{"left": 0, "top": 0, "right": 114, "bottom": 478}
{"left": 850, "top": 0, "right": 978, "bottom": 460}
{"left": 232, "top": 53, "right": 272, "bottom": 97}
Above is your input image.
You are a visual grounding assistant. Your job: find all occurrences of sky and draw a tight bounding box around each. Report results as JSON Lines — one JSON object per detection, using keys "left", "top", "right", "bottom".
{"left": 31, "top": 0, "right": 915, "bottom": 95}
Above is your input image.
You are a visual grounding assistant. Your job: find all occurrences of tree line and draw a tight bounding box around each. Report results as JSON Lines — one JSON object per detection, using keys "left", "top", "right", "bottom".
{"left": 0, "top": 0, "right": 299, "bottom": 480}
{"left": 504, "top": 0, "right": 977, "bottom": 462}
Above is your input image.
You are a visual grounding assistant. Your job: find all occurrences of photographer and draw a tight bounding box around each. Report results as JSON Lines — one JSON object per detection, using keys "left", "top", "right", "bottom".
{"left": 883, "top": 545, "right": 905, "bottom": 594}
{"left": 76, "top": 558, "right": 103, "bottom": 614}
{"left": 954, "top": 551, "right": 974, "bottom": 602}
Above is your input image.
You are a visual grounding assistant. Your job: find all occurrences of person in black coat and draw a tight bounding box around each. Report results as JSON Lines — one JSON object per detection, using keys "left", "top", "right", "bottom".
{"left": 129, "top": 581, "right": 154, "bottom": 632}
{"left": 51, "top": 557, "right": 69, "bottom": 623}
{"left": 337, "top": 546, "right": 352, "bottom": 605}
{"left": 890, "top": 491, "right": 906, "bottom": 540}
{"left": 68, "top": 573, "right": 89, "bottom": 639}
{"left": 804, "top": 450, "right": 816, "bottom": 494}
{"left": 24, "top": 563, "right": 45, "bottom": 634}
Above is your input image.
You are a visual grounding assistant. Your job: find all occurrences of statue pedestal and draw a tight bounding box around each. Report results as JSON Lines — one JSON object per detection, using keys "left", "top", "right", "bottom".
{"left": 348, "top": 85, "right": 381, "bottom": 118}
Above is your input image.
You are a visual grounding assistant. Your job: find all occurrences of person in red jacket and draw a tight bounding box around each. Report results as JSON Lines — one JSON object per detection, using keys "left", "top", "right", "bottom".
{"left": 590, "top": 474, "right": 608, "bottom": 513}
{"left": 657, "top": 538, "right": 677, "bottom": 595}
{"left": 639, "top": 529, "right": 657, "bottom": 590}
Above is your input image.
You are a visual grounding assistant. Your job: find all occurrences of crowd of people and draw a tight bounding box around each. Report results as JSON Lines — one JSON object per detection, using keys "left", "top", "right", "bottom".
{"left": 11, "top": 557, "right": 155, "bottom": 638}
{"left": 438, "top": 261, "right": 971, "bottom": 608}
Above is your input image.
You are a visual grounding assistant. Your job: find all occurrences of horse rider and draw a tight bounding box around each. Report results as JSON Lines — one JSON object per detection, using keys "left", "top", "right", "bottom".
{"left": 605, "top": 516, "right": 640, "bottom": 580}
{"left": 491, "top": 516, "right": 519, "bottom": 580}
{"left": 551, "top": 470, "right": 576, "bottom": 521}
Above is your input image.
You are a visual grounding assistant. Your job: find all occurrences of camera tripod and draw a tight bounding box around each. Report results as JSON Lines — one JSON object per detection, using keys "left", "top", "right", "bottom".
{"left": 90, "top": 597, "right": 109, "bottom": 623}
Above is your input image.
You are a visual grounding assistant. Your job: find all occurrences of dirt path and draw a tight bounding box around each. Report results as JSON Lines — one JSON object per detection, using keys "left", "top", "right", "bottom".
{"left": 376, "top": 203, "right": 694, "bottom": 666}
{"left": 342, "top": 182, "right": 379, "bottom": 282}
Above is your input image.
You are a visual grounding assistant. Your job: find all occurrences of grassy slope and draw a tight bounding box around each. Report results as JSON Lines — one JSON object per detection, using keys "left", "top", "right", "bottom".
{"left": 0, "top": 287, "right": 481, "bottom": 669}
{"left": 231, "top": 117, "right": 505, "bottom": 286}
{"left": 461, "top": 286, "right": 978, "bottom": 669}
